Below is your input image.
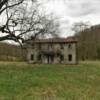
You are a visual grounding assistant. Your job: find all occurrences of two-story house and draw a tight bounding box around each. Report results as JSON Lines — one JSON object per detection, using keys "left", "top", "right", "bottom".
{"left": 25, "top": 37, "right": 77, "bottom": 64}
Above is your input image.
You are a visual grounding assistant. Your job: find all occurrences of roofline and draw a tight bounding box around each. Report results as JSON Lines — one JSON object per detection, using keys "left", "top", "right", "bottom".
{"left": 25, "top": 37, "right": 78, "bottom": 44}
{"left": 32, "top": 41, "right": 77, "bottom": 44}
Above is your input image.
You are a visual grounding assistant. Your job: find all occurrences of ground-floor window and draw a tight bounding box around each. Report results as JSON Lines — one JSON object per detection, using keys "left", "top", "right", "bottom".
{"left": 60, "top": 54, "right": 64, "bottom": 63}
{"left": 68, "top": 54, "right": 72, "bottom": 61}
{"left": 30, "top": 54, "right": 34, "bottom": 60}
{"left": 37, "top": 54, "right": 42, "bottom": 61}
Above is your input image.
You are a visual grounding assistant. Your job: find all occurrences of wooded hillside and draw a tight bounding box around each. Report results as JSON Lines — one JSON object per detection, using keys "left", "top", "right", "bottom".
{"left": 75, "top": 24, "right": 100, "bottom": 60}
{"left": 0, "top": 43, "right": 26, "bottom": 61}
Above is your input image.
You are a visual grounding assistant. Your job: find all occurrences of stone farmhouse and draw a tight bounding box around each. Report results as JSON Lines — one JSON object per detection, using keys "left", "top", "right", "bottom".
{"left": 25, "top": 37, "right": 77, "bottom": 64}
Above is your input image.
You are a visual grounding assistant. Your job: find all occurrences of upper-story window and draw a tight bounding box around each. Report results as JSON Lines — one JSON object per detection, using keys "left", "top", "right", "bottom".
{"left": 38, "top": 43, "right": 41, "bottom": 49}
{"left": 60, "top": 44, "right": 64, "bottom": 49}
{"left": 68, "top": 44, "right": 72, "bottom": 49}
{"left": 32, "top": 44, "right": 34, "bottom": 49}
{"left": 48, "top": 44, "right": 52, "bottom": 49}
{"left": 50, "top": 44, "right": 53, "bottom": 48}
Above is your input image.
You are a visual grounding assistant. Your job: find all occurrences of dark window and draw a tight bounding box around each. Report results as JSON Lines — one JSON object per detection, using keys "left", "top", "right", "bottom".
{"left": 60, "top": 44, "right": 64, "bottom": 49}
{"left": 60, "top": 54, "right": 64, "bottom": 63}
{"left": 31, "top": 54, "right": 34, "bottom": 60}
{"left": 68, "top": 54, "right": 72, "bottom": 61}
{"left": 50, "top": 44, "right": 52, "bottom": 48}
{"left": 68, "top": 44, "right": 71, "bottom": 49}
{"left": 37, "top": 54, "right": 42, "bottom": 61}
{"left": 32, "top": 44, "right": 34, "bottom": 49}
{"left": 48, "top": 44, "right": 52, "bottom": 49}
{"left": 38, "top": 44, "right": 41, "bottom": 49}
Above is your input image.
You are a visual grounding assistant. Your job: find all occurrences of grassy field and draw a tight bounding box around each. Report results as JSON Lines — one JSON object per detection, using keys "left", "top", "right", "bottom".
{"left": 0, "top": 62, "right": 100, "bottom": 100}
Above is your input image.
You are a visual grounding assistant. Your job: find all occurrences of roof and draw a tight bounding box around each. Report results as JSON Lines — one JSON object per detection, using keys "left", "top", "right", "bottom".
{"left": 32, "top": 36, "right": 77, "bottom": 43}
{"left": 24, "top": 37, "right": 77, "bottom": 46}
{"left": 23, "top": 36, "right": 77, "bottom": 49}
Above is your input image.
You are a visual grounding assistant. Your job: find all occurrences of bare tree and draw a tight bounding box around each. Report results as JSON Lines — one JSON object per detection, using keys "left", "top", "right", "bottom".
{"left": 0, "top": 0, "right": 24, "bottom": 15}
{"left": 72, "top": 22, "right": 91, "bottom": 34}
{"left": 0, "top": 0, "right": 60, "bottom": 44}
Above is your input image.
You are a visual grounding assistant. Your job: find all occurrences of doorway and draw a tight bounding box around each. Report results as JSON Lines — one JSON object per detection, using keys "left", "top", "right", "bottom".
{"left": 68, "top": 54, "right": 72, "bottom": 61}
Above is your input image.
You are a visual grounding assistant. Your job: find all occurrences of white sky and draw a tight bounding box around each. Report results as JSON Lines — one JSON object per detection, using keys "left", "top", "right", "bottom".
{"left": 40, "top": 0, "right": 100, "bottom": 37}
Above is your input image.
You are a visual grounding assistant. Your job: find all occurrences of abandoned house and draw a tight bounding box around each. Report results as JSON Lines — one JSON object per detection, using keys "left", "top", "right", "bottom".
{"left": 25, "top": 37, "right": 77, "bottom": 64}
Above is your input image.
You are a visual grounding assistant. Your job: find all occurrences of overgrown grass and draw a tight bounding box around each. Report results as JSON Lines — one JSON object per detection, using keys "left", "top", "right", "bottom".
{"left": 0, "top": 61, "right": 100, "bottom": 100}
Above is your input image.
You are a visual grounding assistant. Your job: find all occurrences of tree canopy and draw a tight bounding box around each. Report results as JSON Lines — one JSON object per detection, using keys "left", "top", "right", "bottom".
{"left": 0, "top": 0, "right": 59, "bottom": 44}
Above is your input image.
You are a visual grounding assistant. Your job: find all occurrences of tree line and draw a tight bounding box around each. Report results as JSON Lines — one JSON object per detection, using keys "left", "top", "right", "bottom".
{"left": 73, "top": 22, "right": 100, "bottom": 60}
{"left": 0, "top": 42, "right": 26, "bottom": 61}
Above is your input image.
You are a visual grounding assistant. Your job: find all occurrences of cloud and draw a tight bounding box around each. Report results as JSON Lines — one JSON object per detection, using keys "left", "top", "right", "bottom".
{"left": 41, "top": 0, "right": 100, "bottom": 36}
{"left": 65, "top": 0, "right": 100, "bottom": 17}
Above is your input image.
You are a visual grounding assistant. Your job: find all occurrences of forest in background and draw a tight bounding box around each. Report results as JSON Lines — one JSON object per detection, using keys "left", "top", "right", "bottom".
{"left": 0, "top": 42, "right": 26, "bottom": 61}
{"left": 74, "top": 24, "right": 100, "bottom": 61}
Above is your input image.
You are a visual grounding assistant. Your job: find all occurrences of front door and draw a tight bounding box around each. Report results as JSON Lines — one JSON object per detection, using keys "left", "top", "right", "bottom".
{"left": 47, "top": 55, "right": 54, "bottom": 64}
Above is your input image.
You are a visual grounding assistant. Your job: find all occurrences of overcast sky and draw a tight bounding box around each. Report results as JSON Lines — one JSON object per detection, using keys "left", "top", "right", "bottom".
{"left": 40, "top": 0, "right": 100, "bottom": 37}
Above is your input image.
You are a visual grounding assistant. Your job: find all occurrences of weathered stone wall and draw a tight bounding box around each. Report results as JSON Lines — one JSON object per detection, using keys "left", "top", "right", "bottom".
{"left": 63, "top": 43, "right": 77, "bottom": 64}
{"left": 27, "top": 42, "right": 77, "bottom": 64}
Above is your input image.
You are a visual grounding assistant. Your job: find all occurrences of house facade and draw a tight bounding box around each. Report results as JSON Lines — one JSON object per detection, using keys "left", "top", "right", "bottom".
{"left": 26, "top": 37, "right": 77, "bottom": 64}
